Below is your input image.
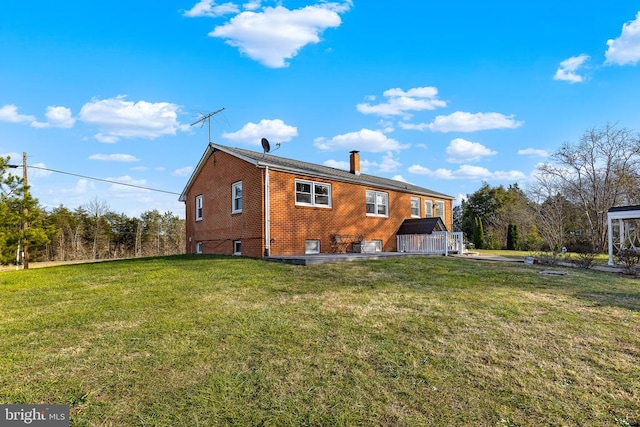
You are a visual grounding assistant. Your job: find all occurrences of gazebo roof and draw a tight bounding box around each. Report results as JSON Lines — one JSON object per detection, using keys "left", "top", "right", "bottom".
{"left": 608, "top": 205, "right": 640, "bottom": 213}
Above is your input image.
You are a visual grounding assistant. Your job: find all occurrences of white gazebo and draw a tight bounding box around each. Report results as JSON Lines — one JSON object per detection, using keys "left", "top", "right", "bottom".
{"left": 607, "top": 205, "right": 640, "bottom": 266}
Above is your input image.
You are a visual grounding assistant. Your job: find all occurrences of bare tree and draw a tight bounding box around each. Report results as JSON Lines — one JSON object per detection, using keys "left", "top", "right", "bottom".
{"left": 536, "top": 124, "right": 640, "bottom": 251}
{"left": 85, "top": 197, "right": 110, "bottom": 259}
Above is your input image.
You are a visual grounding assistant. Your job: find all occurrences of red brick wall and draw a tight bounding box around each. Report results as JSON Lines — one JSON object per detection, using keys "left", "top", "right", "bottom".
{"left": 267, "top": 170, "right": 453, "bottom": 255}
{"left": 184, "top": 150, "right": 453, "bottom": 257}
{"left": 185, "top": 150, "right": 265, "bottom": 258}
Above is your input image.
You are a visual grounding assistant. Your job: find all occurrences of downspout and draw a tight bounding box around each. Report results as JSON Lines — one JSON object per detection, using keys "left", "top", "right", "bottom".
{"left": 264, "top": 165, "right": 271, "bottom": 257}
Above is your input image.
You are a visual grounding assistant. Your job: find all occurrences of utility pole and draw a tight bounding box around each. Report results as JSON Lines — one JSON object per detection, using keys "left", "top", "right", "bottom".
{"left": 22, "top": 152, "right": 29, "bottom": 269}
{"left": 190, "top": 107, "right": 225, "bottom": 143}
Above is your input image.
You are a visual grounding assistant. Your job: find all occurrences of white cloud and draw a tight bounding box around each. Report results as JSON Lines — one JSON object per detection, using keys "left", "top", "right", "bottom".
{"left": 392, "top": 174, "right": 410, "bottom": 183}
{"left": 89, "top": 153, "right": 140, "bottom": 162}
{"left": 183, "top": 0, "right": 239, "bottom": 18}
{"left": 243, "top": 1, "right": 262, "bottom": 11}
{"left": 356, "top": 86, "right": 447, "bottom": 117}
{"left": 75, "top": 179, "right": 94, "bottom": 194}
{"left": 377, "top": 151, "right": 401, "bottom": 173}
{"left": 94, "top": 134, "right": 119, "bottom": 144}
{"left": 605, "top": 11, "right": 640, "bottom": 66}
{"left": 314, "top": 128, "right": 407, "bottom": 152}
{"left": 553, "top": 54, "right": 590, "bottom": 83}
{"left": 426, "top": 111, "right": 523, "bottom": 133}
{"left": 0, "top": 105, "right": 36, "bottom": 123}
{"left": 453, "top": 193, "right": 466, "bottom": 207}
{"left": 323, "top": 159, "right": 349, "bottom": 170}
{"left": 78, "top": 95, "right": 187, "bottom": 142}
{"left": 45, "top": 106, "right": 76, "bottom": 128}
{"left": 221, "top": 119, "right": 298, "bottom": 145}
{"left": 173, "top": 166, "right": 194, "bottom": 176}
{"left": 209, "top": 3, "right": 351, "bottom": 68}
{"left": 398, "top": 122, "right": 429, "bottom": 131}
{"left": 30, "top": 162, "right": 53, "bottom": 178}
{"left": 446, "top": 138, "right": 497, "bottom": 163}
{"left": 518, "top": 148, "right": 549, "bottom": 157}
{"left": 105, "top": 175, "right": 149, "bottom": 193}
{"left": 408, "top": 163, "right": 525, "bottom": 181}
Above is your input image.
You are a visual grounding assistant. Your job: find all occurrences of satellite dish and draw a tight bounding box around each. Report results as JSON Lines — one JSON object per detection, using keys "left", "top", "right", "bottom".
{"left": 261, "top": 138, "right": 271, "bottom": 153}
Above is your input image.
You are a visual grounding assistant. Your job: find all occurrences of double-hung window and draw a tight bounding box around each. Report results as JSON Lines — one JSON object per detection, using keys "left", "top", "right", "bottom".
{"left": 425, "top": 200, "right": 433, "bottom": 217}
{"left": 435, "top": 200, "right": 445, "bottom": 221}
{"left": 410, "top": 197, "right": 421, "bottom": 217}
{"left": 366, "top": 190, "right": 388, "bottom": 217}
{"left": 195, "top": 195, "right": 203, "bottom": 221}
{"left": 232, "top": 182, "right": 243, "bottom": 213}
{"left": 295, "top": 179, "right": 331, "bottom": 207}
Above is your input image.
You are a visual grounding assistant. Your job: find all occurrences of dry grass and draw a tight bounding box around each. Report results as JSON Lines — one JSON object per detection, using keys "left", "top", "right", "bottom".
{"left": 0, "top": 255, "right": 638, "bottom": 426}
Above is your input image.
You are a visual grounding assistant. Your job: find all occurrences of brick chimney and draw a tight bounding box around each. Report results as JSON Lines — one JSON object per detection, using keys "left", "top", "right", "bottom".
{"left": 349, "top": 150, "right": 360, "bottom": 175}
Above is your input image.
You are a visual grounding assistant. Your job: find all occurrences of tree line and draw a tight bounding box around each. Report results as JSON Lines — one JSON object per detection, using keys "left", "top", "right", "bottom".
{"left": 455, "top": 123, "right": 640, "bottom": 253}
{"left": 1, "top": 156, "right": 185, "bottom": 266}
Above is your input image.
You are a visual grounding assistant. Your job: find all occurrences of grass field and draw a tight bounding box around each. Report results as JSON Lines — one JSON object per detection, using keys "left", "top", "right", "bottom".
{"left": 0, "top": 255, "right": 638, "bottom": 426}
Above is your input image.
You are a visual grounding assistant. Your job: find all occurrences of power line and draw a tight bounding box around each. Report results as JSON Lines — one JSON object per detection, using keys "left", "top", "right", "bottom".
{"left": 26, "top": 165, "right": 181, "bottom": 195}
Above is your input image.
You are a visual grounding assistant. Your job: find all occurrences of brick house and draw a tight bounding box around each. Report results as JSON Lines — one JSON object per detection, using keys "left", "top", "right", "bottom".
{"left": 179, "top": 143, "right": 454, "bottom": 258}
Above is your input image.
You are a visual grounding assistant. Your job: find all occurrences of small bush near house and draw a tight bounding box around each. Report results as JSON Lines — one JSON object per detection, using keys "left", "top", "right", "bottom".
{"left": 615, "top": 249, "right": 640, "bottom": 276}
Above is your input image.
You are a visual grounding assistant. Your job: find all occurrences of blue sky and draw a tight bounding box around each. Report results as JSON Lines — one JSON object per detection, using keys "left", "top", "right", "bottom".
{"left": 2, "top": 1, "right": 640, "bottom": 217}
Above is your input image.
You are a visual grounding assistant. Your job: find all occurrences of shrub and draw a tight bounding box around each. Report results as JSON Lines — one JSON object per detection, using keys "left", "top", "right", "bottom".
{"left": 615, "top": 249, "right": 640, "bottom": 276}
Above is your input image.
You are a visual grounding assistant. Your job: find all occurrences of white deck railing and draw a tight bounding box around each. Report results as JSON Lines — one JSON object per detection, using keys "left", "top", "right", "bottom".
{"left": 397, "top": 232, "right": 464, "bottom": 255}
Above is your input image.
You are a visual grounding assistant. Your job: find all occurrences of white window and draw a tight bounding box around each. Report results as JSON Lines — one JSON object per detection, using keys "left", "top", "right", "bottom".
{"left": 305, "top": 240, "right": 320, "bottom": 254}
{"left": 410, "top": 197, "right": 421, "bottom": 218}
{"left": 366, "top": 190, "right": 388, "bottom": 217}
{"left": 295, "top": 180, "right": 331, "bottom": 207}
{"left": 232, "top": 182, "right": 243, "bottom": 213}
{"left": 196, "top": 242, "right": 203, "bottom": 254}
{"left": 233, "top": 240, "right": 241, "bottom": 255}
{"left": 195, "top": 195, "right": 203, "bottom": 221}
{"left": 425, "top": 200, "right": 433, "bottom": 217}
{"left": 435, "top": 200, "right": 445, "bottom": 221}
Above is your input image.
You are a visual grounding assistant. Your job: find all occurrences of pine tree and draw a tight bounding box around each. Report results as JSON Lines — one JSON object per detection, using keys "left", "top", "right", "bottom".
{"left": 473, "top": 217, "right": 484, "bottom": 249}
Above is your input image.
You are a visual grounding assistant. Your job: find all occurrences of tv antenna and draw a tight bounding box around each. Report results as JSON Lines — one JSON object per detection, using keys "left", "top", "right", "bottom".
{"left": 191, "top": 107, "right": 225, "bottom": 143}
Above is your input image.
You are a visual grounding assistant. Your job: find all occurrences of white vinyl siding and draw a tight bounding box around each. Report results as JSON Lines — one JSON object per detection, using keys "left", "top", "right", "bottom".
{"left": 366, "top": 190, "right": 388, "bottom": 217}
{"left": 232, "top": 181, "right": 243, "bottom": 213}
{"left": 295, "top": 179, "right": 331, "bottom": 208}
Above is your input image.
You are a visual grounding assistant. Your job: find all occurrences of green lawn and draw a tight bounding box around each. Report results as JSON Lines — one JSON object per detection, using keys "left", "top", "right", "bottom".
{"left": 1, "top": 255, "right": 638, "bottom": 426}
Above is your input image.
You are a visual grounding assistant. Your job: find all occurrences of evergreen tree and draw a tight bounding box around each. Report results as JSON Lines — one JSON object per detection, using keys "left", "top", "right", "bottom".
{"left": 473, "top": 217, "right": 484, "bottom": 249}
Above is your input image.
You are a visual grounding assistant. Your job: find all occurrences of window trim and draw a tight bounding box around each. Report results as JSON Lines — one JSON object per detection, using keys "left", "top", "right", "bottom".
{"left": 295, "top": 179, "right": 332, "bottom": 208}
{"left": 195, "top": 242, "right": 203, "bottom": 254}
{"left": 425, "top": 200, "right": 433, "bottom": 218}
{"left": 195, "top": 195, "right": 203, "bottom": 221}
{"left": 232, "top": 181, "right": 243, "bottom": 214}
{"left": 410, "top": 197, "right": 421, "bottom": 218}
{"left": 233, "top": 240, "right": 241, "bottom": 255}
{"left": 435, "top": 200, "right": 445, "bottom": 221}
{"left": 366, "top": 190, "right": 389, "bottom": 217}
{"left": 305, "top": 240, "right": 320, "bottom": 254}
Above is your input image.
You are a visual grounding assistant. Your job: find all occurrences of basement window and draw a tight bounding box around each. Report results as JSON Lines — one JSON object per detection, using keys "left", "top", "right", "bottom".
{"left": 305, "top": 240, "right": 320, "bottom": 254}
{"left": 233, "top": 240, "right": 241, "bottom": 255}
